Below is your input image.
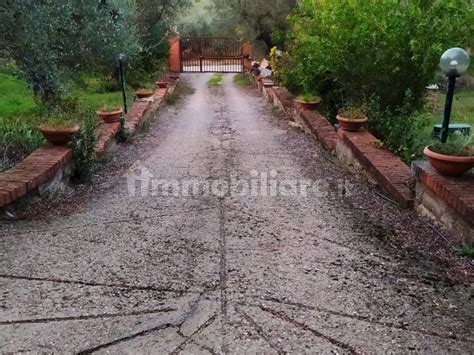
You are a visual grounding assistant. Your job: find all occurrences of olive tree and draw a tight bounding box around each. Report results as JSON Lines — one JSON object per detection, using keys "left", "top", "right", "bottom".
{"left": 135, "top": 0, "right": 192, "bottom": 72}
{"left": 211, "top": 0, "right": 298, "bottom": 51}
{"left": 0, "top": 0, "right": 140, "bottom": 104}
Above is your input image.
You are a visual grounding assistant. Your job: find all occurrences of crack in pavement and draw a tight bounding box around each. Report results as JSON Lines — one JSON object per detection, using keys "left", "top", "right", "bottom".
{"left": 76, "top": 292, "right": 206, "bottom": 354}
{"left": 217, "top": 100, "right": 232, "bottom": 354}
{"left": 206, "top": 89, "right": 234, "bottom": 354}
{"left": 77, "top": 322, "right": 176, "bottom": 355}
{"left": 188, "top": 338, "right": 218, "bottom": 355}
{"left": 258, "top": 304, "right": 360, "bottom": 354}
{"left": 0, "top": 274, "right": 203, "bottom": 295}
{"left": 219, "top": 199, "right": 229, "bottom": 355}
{"left": 236, "top": 307, "right": 286, "bottom": 354}
{"left": 0, "top": 307, "right": 176, "bottom": 325}
{"left": 171, "top": 313, "right": 218, "bottom": 354}
{"left": 254, "top": 296, "right": 472, "bottom": 343}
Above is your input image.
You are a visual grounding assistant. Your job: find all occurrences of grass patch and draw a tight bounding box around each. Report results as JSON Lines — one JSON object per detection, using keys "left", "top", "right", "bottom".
{"left": 165, "top": 81, "right": 195, "bottom": 105}
{"left": 208, "top": 73, "right": 224, "bottom": 87}
{"left": 0, "top": 73, "right": 38, "bottom": 118}
{"left": 165, "top": 92, "right": 180, "bottom": 105}
{"left": 0, "top": 71, "right": 136, "bottom": 170}
{"left": 418, "top": 88, "right": 474, "bottom": 150}
{"left": 68, "top": 73, "right": 135, "bottom": 113}
{"left": 454, "top": 245, "right": 474, "bottom": 259}
{"left": 233, "top": 73, "right": 251, "bottom": 86}
{"left": 0, "top": 73, "right": 43, "bottom": 170}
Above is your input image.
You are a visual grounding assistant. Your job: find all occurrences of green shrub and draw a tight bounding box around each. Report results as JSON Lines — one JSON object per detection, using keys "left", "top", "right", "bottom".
{"left": 71, "top": 113, "right": 97, "bottom": 184}
{"left": 280, "top": 0, "right": 473, "bottom": 162}
{"left": 0, "top": 117, "right": 43, "bottom": 171}
{"left": 0, "top": 59, "right": 19, "bottom": 77}
{"left": 367, "top": 93, "right": 429, "bottom": 163}
{"left": 117, "top": 114, "right": 134, "bottom": 143}
{"left": 284, "top": 0, "right": 473, "bottom": 108}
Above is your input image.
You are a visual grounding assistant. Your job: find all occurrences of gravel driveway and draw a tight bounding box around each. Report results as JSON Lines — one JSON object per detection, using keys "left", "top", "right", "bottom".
{"left": 0, "top": 74, "right": 472, "bottom": 354}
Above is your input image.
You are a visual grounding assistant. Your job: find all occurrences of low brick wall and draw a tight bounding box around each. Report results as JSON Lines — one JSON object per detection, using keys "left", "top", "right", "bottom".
{"left": 336, "top": 129, "right": 414, "bottom": 208}
{"left": 250, "top": 73, "right": 474, "bottom": 239}
{"left": 0, "top": 78, "right": 179, "bottom": 210}
{"left": 295, "top": 103, "right": 337, "bottom": 152}
{"left": 412, "top": 161, "right": 473, "bottom": 244}
{"left": 251, "top": 74, "right": 414, "bottom": 208}
{"left": 0, "top": 146, "right": 72, "bottom": 206}
{"left": 271, "top": 87, "right": 294, "bottom": 113}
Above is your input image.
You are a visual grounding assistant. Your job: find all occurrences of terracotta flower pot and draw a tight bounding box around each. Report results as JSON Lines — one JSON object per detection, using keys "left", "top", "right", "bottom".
{"left": 295, "top": 98, "right": 321, "bottom": 110}
{"left": 336, "top": 115, "right": 368, "bottom": 132}
{"left": 96, "top": 108, "right": 123, "bottom": 123}
{"left": 135, "top": 90, "right": 154, "bottom": 99}
{"left": 156, "top": 80, "right": 168, "bottom": 89}
{"left": 423, "top": 146, "right": 474, "bottom": 177}
{"left": 39, "top": 124, "right": 80, "bottom": 146}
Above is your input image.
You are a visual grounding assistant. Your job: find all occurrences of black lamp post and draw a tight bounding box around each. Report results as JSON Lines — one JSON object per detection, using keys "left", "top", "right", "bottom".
{"left": 439, "top": 47, "right": 470, "bottom": 143}
{"left": 118, "top": 53, "right": 128, "bottom": 114}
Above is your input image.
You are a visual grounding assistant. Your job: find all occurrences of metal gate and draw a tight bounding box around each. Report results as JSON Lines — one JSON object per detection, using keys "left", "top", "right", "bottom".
{"left": 180, "top": 37, "right": 243, "bottom": 73}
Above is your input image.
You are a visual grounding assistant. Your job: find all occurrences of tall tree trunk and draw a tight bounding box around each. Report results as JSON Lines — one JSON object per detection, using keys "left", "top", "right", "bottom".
{"left": 257, "top": 32, "right": 273, "bottom": 52}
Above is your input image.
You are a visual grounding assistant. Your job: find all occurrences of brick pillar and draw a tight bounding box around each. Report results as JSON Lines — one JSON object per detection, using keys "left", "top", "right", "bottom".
{"left": 241, "top": 42, "right": 253, "bottom": 70}
{"left": 168, "top": 36, "right": 181, "bottom": 73}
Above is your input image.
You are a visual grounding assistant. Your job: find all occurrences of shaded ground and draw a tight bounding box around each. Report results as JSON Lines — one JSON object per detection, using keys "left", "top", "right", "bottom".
{"left": 0, "top": 74, "right": 472, "bottom": 353}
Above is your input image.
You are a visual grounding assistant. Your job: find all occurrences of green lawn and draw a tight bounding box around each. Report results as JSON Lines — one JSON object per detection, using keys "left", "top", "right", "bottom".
{"left": 0, "top": 73, "right": 136, "bottom": 125}
{"left": 67, "top": 74, "right": 135, "bottom": 113}
{"left": 0, "top": 71, "right": 137, "bottom": 171}
{"left": 0, "top": 73, "right": 40, "bottom": 126}
{"left": 419, "top": 88, "right": 474, "bottom": 146}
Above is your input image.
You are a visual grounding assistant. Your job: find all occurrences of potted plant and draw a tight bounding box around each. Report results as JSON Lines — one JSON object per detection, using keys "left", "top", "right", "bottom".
{"left": 96, "top": 105, "right": 123, "bottom": 124}
{"left": 423, "top": 135, "right": 474, "bottom": 177}
{"left": 156, "top": 80, "right": 168, "bottom": 89}
{"left": 135, "top": 88, "right": 154, "bottom": 99}
{"left": 38, "top": 114, "right": 79, "bottom": 146}
{"left": 337, "top": 104, "right": 368, "bottom": 131}
{"left": 295, "top": 93, "right": 322, "bottom": 110}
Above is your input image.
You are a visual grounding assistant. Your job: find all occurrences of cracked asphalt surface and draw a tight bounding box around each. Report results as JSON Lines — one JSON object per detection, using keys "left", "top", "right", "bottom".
{"left": 0, "top": 74, "right": 473, "bottom": 353}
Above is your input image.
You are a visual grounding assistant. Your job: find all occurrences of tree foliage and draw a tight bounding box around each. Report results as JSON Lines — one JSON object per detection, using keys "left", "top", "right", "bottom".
{"left": 211, "top": 0, "right": 298, "bottom": 51}
{"left": 0, "top": 0, "right": 187, "bottom": 104}
{"left": 177, "top": 0, "right": 216, "bottom": 37}
{"left": 136, "top": 0, "right": 191, "bottom": 71}
{"left": 279, "top": 0, "right": 474, "bottom": 161}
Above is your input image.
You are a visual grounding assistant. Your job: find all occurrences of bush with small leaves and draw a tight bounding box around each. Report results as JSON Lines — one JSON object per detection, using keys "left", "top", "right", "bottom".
{"left": 71, "top": 113, "right": 97, "bottom": 184}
